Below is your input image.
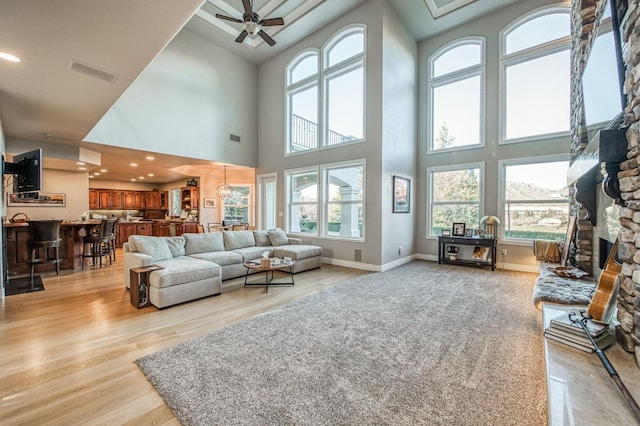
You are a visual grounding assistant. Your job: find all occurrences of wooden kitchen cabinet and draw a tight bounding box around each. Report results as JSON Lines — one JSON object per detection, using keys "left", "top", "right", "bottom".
{"left": 116, "top": 222, "right": 153, "bottom": 247}
{"left": 182, "top": 222, "right": 198, "bottom": 234}
{"left": 181, "top": 187, "right": 199, "bottom": 211}
{"left": 146, "top": 191, "right": 168, "bottom": 210}
{"left": 89, "top": 189, "right": 100, "bottom": 209}
{"left": 124, "top": 191, "right": 145, "bottom": 210}
{"left": 153, "top": 221, "right": 171, "bottom": 237}
{"left": 99, "top": 190, "right": 124, "bottom": 209}
{"left": 90, "top": 188, "right": 168, "bottom": 211}
{"left": 117, "top": 223, "right": 136, "bottom": 247}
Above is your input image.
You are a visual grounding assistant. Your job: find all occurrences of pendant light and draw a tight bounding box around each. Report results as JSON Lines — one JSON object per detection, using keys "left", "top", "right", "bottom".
{"left": 217, "top": 165, "right": 233, "bottom": 200}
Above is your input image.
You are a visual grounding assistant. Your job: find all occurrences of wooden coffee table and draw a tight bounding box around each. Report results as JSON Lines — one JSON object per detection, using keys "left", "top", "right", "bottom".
{"left": 243, "top": 258, "right": 296, "bottom": 293}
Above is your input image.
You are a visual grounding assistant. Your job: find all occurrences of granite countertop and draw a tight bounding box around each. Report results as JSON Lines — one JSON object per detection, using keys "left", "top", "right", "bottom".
{"left": 3, "top": 220, "right": 102, "bottom": 227}
{"left": 151, "top": 219, "right": 198, "bottom": 223}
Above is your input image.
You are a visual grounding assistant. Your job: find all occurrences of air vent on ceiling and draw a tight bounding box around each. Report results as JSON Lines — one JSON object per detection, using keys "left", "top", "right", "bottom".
{"left": 68, "top": 59, "right": 118, "bottom": 83}
{"left": 230, "top": 134, "right": 241, "bottom": 143}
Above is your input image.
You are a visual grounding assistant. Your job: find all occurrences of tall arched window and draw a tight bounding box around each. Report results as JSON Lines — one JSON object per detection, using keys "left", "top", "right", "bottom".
{"left": 427, "top": 37, "right": 485, "bottom": 152}
{"left": 285, "top": 25, "right": 366, "bottom": 154}
{"left": 499, "top": 6, "right": 571, "bottom": 143}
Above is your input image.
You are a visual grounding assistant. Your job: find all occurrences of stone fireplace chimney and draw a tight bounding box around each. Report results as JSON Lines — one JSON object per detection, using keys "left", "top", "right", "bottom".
{"left": 571, "top": 0, "right": 639, "bottom": 367}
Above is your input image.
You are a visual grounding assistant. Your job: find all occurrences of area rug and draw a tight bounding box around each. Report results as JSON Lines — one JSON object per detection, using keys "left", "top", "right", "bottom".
{"left": 5, "top": 276, "right": 44, "bottom": 296}
{"left": 137, "top": 261, "right": 546, "bottom": 425}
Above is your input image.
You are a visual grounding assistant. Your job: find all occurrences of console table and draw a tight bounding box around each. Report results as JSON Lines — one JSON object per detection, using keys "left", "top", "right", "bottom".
{"left": 438, "top": 236, "right": 496, "bottom": 271}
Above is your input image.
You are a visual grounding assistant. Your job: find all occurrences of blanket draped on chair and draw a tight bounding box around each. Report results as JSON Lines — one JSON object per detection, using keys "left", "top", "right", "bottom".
{"left": 534, "top": 239, "right": 561, "bottom": 263}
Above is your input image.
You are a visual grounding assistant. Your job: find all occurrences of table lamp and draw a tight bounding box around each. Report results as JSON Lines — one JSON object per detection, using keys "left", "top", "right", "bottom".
{"left": 480, "top": 215, "right": 500, "bottom": 238}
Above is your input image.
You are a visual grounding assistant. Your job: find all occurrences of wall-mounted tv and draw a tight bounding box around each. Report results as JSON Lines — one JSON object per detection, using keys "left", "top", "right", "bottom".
{"left": 581, "top": 0, "right": 627, "bottom": 144}
{"left": 2, "top": 148, "right": 43, "bottom": 194}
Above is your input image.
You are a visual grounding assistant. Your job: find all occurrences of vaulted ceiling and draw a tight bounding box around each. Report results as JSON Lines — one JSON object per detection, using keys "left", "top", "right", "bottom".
{"left": 0, "top": 0, "right": 522, "bottom": 183}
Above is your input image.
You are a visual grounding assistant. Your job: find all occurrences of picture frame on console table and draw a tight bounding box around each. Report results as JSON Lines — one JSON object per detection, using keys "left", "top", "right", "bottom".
{"left": 452, "top": 222, "right": 466, "bottom": 237}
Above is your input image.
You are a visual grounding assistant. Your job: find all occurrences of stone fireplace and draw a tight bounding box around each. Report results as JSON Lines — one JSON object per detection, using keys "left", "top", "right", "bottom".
{"left": 571, "top": 0, "right": 640, "bottom": 368}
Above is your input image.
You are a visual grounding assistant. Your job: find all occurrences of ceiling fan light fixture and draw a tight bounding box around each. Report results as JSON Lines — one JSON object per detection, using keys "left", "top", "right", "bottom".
{"left": 245, "top": 21, "right": 260, "bottom": 35}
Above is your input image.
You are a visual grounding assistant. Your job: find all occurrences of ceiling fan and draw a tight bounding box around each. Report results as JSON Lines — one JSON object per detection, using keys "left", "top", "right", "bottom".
{"left": 215, "top": 0, "right": 285, "bottom": 46}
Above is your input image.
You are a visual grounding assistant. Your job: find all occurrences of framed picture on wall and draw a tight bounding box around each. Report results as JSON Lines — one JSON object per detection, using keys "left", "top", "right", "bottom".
{"left": 204, "top": 198, "right": 217, "bottom": 208}
{"left": 393, "top": 175, "right": 410, "bottom": 213}
{"left": 7, "top": 192, "right": 65, "bottom": 207}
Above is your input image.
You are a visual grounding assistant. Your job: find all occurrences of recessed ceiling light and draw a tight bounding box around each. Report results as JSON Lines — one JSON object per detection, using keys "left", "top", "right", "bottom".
{"left": 78, "top": 167, "right": 86, "bottom": 171}
{"left": 131, "top": 178, "right": 136, "bottom": 182}
{"left": 100, "top": 169, "right": 107, "bottom": 173}
{"left": 89, "top": 175, "right": 94, "bottom": 179}
{"left": 0, "top": 52, "right": 20, "bottom": 62}
{"left": 130, "top": 163, "right": 137, "bottom": 167}
{"left": 93, "top": 172, "right": 100, "bottom": 176}
{"left": 148, "top": 173, "right": 155, "bottom": 177}
{"left": 77, "top": 161, "right": 85, "bottom": 166}
{"left": 139, "top": 176, "right": 144, "bottom": 180}
{"left": 146, "top": 156, "right": 154, "bottom": 160}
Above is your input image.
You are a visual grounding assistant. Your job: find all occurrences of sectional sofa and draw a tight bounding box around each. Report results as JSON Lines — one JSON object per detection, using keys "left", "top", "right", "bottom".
{"left": 123, "top": 229, "right": 323, "bottom": 308}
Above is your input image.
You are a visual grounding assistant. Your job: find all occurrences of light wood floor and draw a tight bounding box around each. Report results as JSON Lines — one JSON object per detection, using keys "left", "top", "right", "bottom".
{"left": 0, "top": 251, "right": 369, "bottom": 425}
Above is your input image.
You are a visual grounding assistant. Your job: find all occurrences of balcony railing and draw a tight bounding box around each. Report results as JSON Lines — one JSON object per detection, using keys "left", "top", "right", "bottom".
{"left": 290, "top": 114, "right": 357, "bottom": 151}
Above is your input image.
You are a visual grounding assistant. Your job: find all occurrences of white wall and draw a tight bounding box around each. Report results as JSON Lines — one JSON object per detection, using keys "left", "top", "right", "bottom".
{"left": 380, "top": 1, "right": 417, "bottom": 265}
{"left": 257, "top": 0, "right": 393, "bottom": 268}
{"left": 5, "top": 169, "right": 89, "bottom": 221}
{"left": 85, "top": 28, "right": 259, "bottom": 168}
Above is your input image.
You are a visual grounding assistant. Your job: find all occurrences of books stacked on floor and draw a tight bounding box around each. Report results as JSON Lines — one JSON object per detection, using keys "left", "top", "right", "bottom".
{"left": 544, "top": 312, "right": 616, "bottom": 353}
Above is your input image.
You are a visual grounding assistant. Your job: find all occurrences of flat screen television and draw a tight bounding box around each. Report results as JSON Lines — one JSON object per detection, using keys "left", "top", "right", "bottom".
{"left": 581, "top": 0, "right": 626, "bottom": 144}
{"left": 2, "top": 148, "right": 43, "bottom": 194}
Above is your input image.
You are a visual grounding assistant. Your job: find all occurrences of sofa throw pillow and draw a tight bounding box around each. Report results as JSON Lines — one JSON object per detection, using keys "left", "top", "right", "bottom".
{"left": 183, "top": 232, "right": 225, "bottom": 255}
{"left": 253, "top": 230, "right": 272, "bottom": 247}
{"left": 267, "top": 228, "right": 289, "bottom": 246}
{"left": 163, "top": 236, "right": 186, "bottom": 257}
{"left": 223, "top": 230, "right": 256, "bottom": 250}
{"left": 130, "top": 236, "right": 173, "bottom": 262}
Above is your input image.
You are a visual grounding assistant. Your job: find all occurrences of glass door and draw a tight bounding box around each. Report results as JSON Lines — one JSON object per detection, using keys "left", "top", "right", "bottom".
{"left": 258, "top": 173, "right": 277, "bottom": 230}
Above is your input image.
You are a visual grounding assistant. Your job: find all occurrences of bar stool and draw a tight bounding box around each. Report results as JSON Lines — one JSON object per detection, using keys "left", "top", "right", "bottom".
{"left": 27, "top": 220, "right": 62, "bottom": 286}
{"left": 82, "top": 218, "right": 118, "bottom": 269}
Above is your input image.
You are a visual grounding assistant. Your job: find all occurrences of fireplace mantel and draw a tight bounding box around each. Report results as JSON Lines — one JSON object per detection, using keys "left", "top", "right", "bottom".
{"left": 567, "top": 127, "right": 628, "bottom": 226}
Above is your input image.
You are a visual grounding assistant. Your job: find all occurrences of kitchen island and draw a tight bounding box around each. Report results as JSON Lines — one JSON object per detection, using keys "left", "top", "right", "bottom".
{"left": 3, "top": 221, "right": 100, "bottom": 276}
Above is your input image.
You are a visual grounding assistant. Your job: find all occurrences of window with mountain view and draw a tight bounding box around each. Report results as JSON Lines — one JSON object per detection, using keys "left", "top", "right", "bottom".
{"left": 285, "top": 26, "right": 365, "bottom": 154}
{"left": 428, "top": 37, "right": 485, "bottom": 152}
{"left": 428, "top": 163, "right": 483, "bottom": 236}
{"left": 499, "top": 157, "right": 569, "bottom": 240}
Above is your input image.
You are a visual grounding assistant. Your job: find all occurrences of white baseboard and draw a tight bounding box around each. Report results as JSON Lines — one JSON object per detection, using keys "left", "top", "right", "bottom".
{"left": 496, "top": 262, "right": 538, "bottom": 273}
{"left": 321, "top": 257, "right": 381, "bottom": 272}
{"left": 380, "top": 255, "right": 417, "bottom": 272}
{"left": 321, "top": 255, "right": 537, "bottom": 273}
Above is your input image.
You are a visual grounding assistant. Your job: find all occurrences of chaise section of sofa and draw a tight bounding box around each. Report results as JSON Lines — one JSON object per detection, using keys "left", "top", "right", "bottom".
{"left": 122, "top": 229, "right": 322, "bottom": 308}
{"left": 123, "top": 235, "right": 222, "bottom": 308}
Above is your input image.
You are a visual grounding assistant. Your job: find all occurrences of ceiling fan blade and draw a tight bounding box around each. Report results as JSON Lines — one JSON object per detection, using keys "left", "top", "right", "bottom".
{"left": 215, "top": 13, "right": 243, "bottom": 24}
{"left": 235, "top": 30, "right": 249, "bottom": 43}
{"left": 260, "top": 17, "right": 284, "bottom": 26}
{"left": 258, "top": 29, "right": 276, "bottom": 46}
{"left": 241, "top": 0, "right": 252, "bottom": 15}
